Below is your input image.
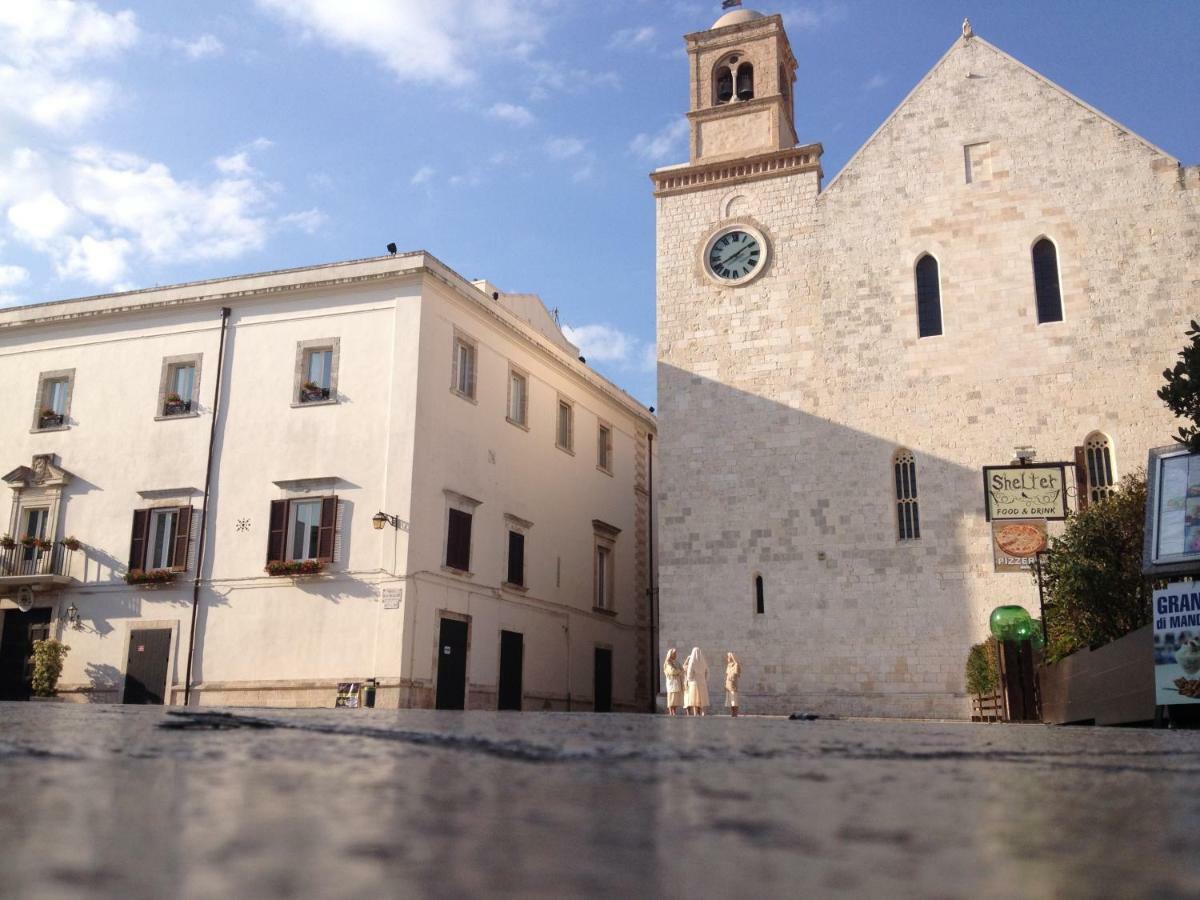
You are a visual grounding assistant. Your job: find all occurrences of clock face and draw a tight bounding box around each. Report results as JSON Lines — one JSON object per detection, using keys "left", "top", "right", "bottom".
{"left": 707, "top": 229, "right": 762, "bottom": 282}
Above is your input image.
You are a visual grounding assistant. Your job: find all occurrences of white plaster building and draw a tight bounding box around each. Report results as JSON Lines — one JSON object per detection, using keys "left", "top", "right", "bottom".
{"left": 654, "top": 9, "right": 1199, "bottom": 717}
{"left": 0, "top": 252, "right": 656, "bottom": 711}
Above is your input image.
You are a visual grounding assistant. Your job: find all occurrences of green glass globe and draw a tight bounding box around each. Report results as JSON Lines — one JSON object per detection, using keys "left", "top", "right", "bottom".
{"left": 989, "top": 605, "right": 1033, "bottom": 641}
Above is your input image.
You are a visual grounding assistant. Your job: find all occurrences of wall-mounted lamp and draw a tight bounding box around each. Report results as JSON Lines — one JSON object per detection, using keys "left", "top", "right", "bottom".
{"left": 66, "top": 602, "right": 81, "bottom": 629}
{"left": 372, "top": 512, "right": 402, "bottom": 531}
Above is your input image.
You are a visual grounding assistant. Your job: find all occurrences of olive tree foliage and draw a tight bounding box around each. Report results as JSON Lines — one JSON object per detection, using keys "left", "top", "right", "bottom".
{"left": 1039, "top": 472, "right": 1151, "bottom": 663}
{"left": 1159, "top": 319, "right": 1200, "bottom": 451}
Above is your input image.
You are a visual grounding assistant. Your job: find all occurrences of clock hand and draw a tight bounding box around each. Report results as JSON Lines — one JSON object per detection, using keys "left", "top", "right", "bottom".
{"left": 718, "top": 244, "right": 753, "bottom": 267}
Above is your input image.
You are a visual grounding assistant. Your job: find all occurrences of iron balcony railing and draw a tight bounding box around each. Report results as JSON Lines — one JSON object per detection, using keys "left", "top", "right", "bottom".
{"left": 0, "top": 542, "right": 72, "bottom": 579}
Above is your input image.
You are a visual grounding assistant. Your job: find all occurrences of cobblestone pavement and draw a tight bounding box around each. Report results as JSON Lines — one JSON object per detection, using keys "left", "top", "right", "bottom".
{"left": 1, "top": 704, "right": 1198, "bottom": 899}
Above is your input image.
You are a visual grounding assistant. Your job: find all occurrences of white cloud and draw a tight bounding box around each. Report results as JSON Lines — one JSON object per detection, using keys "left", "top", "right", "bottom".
{"left": 863, "top": 73, "right": 888, "bottom": 91}
{"left": 546, "top": 137, "right": 586, "bottom": 160}
{"left": 608, "top": 26, "right": 656, "bottom": 51}
{"left": 0, "top": 264, "right": 29, "bottom": 288}
{"left": 487, "top": 102, "right": 535, "bottom": 127}
{"left": 256, "top": 0, "right": 550, "bottom": 86}
{"left": 0, "top": 1, "right": 139, "bottom": 132}
{"left": 59, "top": 234, "right": 132, "bottom": 284}
{"left": 214, "top": 152, "right": 253, "bottom": 175}
{"left": 410, "top": 165, "right": 436, "bottom": 186}
{"left": 562, "top": 323, "right": 635, "bottom": 363}
{"left": 629, "top": 118, "right": 689, "bottom": 162}
{"left": 279, "top": 208, "right": 326, "bottom": 234}
{"left": 8, "top": 190, "right": 74, "bottom": 242}
{"left": 779, "top": 2, "right": 848, "bottom": 32}
{"left": 174, "top": 33, "right": 224, "bottom": 60}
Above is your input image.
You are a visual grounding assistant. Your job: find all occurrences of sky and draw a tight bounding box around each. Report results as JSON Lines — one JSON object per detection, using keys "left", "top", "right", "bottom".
{"left": 0, "top": 1, "right": 1197, "bottom": 405}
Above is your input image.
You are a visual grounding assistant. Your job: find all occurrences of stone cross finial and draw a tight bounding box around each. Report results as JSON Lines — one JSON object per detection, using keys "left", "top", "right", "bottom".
{"left": 962, "top": 18, "right": 973, "bottom": 39}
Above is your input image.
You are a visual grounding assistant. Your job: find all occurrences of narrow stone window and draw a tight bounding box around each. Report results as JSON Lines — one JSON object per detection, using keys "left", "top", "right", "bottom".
{"left": 1032, "top": 238, "right": 1064, "bottom": 324}
{"left": 1083, "top": 432, "right": 1117, "bottom": 504}
{"left": 964, "top": 142, "right": 992, "bottom": 184}
{"left": 556, "top": 397, "right": 574, "bottom": 453}
{"left": 754, "top": 574, "right": 765, "bottom": 615}
{"left": 915, "top": 254, "right": 943, "bottom": 338}
{"left": 451, "top": 333, "right": 477, "bottom": 401}
{"left": 894, "top": 449, "right": 920, "bottom": 541}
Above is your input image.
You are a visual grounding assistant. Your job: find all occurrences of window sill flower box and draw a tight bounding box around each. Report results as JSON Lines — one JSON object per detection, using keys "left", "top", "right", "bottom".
{"left": 265, "top": 560, "right": 326, "bottom": 577}
{"left": 299, "top": 383, "right": 331, "bottom": 404}
{"left": 60, "top": 537, "right": 83, "bottom": 552}
{"left": 125, "top": 568, "right": 178, "bottom": 585}
{"left": 20, "top": 537, "right": 53, "bottom": 552}
{"left": 162, "top": 397, "right": 193, "bottom": 417}
{"left": 38, "top": 410, "right": 65, "bottom": 429}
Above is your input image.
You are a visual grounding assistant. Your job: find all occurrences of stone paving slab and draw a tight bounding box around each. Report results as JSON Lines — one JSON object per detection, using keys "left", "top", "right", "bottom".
{"left": 1, "top": 703, "right": 1198, "bottom": 898}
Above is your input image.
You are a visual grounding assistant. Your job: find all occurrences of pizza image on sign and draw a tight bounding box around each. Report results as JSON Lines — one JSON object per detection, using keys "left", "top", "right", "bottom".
{"left": 994, "top": 522, "right": 1048, "bottom": 558}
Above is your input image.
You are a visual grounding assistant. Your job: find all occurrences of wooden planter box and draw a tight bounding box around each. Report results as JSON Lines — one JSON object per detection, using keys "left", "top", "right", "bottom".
{"left": 1038, "top": 625, "right": 1155, "bottom": 725}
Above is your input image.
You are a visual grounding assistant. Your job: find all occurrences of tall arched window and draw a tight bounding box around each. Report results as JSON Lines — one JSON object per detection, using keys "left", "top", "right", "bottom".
{"left": 715, "top": 66, "right": 733, "bottom": 104}
{"left": 1032, "top": 238, "right": 1063, "bottom": 323}
{"left": 915, "top": 254, "right": 943, "bottom": 338}
{"left": 736, "top": 62, "right": 755, "bottom": 100}
{"left": 894, "top": 449, "right": 920, "bottom": 541}
{"left": 1084, "top": 432, "right": 1117, "bottom": 504}
{"left": 754, "top": 574, "right": 765, "bottom": 615}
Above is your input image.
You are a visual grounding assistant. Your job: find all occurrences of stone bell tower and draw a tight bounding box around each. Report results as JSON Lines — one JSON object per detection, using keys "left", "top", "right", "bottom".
{"left": 686, "top": 7, "right": 798, "bottom": 163}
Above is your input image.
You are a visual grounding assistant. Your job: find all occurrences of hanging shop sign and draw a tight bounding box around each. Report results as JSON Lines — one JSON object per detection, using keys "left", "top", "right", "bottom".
{"left": 991, "top": 519, "right": 1048, "bottom": 573}
{"left": 1152, "top": 580, "right": 1200, "bottom": 706}
{"left": 982, "top": 464, "right": 1069, "bottom": 521}
{"left": 1143, "top": 446, "right": 1200, "bottom": 578}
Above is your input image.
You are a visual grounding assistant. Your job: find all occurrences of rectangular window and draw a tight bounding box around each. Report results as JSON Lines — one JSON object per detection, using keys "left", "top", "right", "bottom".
{"left": 507, "top": 530, "right": 525, "bottom": 587}
{"left": 557, "top": 399, "right": 574, "bottom": 452}
{"left": 597, "top": 423, "right": 613, "bottom": 473}
{"left": 508, "top": 368, "right": 528, "bottom": 426}
{"left": 595, "top": 545, "right": 612, "bottom": 610}
{"left": 33, "top": 369, "right": 74, "bottom": 430}
{"left": 446, "top": 508, "right": 473, "bottom": 571}
{"left": 964, "top": 141, "right": 992, "bottom": 184}
{"left": 266, "top": 497, "right": 336, "bottom": 567}
{"left": 22, "top": 508, "right": 49, "bottom": 563}
{"left": 147, "top": 508, "right": 179, "bottom": 570}
{"left": 294, "top": 338, "right": 339, "bottom": 404}
{"left": 163, "top": 364, "right": 196, "bottom": 415}
{"left": 289, "top": 499, "right": 324, "bottom": 561}
{"left": 452, "top": 336, "right": 477, "bottom": 400}
{"left": 129, "top": 506, "right": 193, "bottom": 572}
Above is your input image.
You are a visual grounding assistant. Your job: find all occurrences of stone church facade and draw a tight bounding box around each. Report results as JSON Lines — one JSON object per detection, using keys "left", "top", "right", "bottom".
{"left": 654, "top": 9, "right": 1199, "bottom": 717}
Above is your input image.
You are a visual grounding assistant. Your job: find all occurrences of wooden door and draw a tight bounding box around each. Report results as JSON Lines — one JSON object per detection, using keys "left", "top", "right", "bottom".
{"left": 594, "top": 647, "right": 613, "bottom": 713}
{"left": 123, "top": 629, "right": 172, "bottom": 705}
{"left": 498, "top": 630, "right": 523, "bottom": 711}
{"left": 435, "top": 618, "right": 469, "bottom": 710}
{"left": 0, "top": 608, "right": 51, "bottom": 701}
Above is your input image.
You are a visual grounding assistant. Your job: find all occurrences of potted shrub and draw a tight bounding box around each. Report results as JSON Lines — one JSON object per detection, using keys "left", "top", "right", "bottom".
{"left": 20, "top": 535, "right": 50, "bottom": 551}
{"left": 299, "top": 380, "right": 330, "bottom": 403}
{"left": 61, "top": 536, "right": 83, "bottom": 552}
{"left": 124, "top": 568, "right": 178, "bottom": 585}
{"left": 38, "top": 407, "right": 63, "bottom": 427}
{"left": 31, "top": 638, "right": 69, "bottom": 698}
{"left": 265, "top": 559, "right": 325, "bottom": 577}
{"left": 0, "top": 534, "right": 14, "bottom": 550}
{"left": 163, "top": 392, "right": 190, "bottom": 416}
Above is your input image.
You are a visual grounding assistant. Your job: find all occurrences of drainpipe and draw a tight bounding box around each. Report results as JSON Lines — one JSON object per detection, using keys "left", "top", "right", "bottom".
{"left": 647, "top": 431, "right": 657, "bottom": 713}
{"left": 183, "top": 306, "right": 231, "bottom": 706}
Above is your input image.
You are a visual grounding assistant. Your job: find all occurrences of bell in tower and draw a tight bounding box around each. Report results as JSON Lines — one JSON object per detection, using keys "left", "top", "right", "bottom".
{"left": 684, "top": 6, "right": 799, "bottom": 164}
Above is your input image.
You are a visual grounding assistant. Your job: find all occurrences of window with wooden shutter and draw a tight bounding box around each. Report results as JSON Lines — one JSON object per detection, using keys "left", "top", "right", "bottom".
{"left": 267, "top": 499, "right": 289, "bottom": 564}
{"left": 446, "top": 508, "right": 472, "bottom": 571}
{"left": 452, "top": 335, "right": 477, "bottom": 400}
{"left": 128, "top": 509, "right": 150, "bottom": 570}
{"left": 507, "top": 530, "right": 525, "bottom": 586}
{"left": 317, "top": 496, "right": 337, "bottom": 562}
{"left": 172, "top": 506, "right": 193, "bottom": 570}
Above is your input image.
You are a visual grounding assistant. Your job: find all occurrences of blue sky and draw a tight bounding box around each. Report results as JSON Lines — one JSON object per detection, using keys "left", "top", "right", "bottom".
{"left": 1, "top": 1, "right": 1197, "bottom": 405}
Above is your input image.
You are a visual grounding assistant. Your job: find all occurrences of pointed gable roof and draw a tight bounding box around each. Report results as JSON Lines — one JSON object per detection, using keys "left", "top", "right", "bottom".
{"left": 823, "top": 31, "right": 1179, "bottom": 195}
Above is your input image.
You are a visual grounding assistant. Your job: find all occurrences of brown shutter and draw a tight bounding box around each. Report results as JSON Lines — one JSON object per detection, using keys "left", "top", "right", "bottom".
{"left": 128, "top": 509, "right": 150, "bottom": 570}
{"left": 267, "top": 499, "right": 289, "bottom": 564}
{"left": 172, "top": 505, "right": 193, "bottom": 571}
{"left": 446, "top": 509, "right": 472, "bottom": 571}
{"left": 1073, "top": 446, "right": 1089, "bottom": 512}
{"left": 317, "top": 496, "right": 337, "bottom": 563}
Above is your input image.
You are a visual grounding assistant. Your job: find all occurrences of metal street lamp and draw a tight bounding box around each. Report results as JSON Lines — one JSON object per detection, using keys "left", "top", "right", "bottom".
{"left": 372, "top": 512, "right": 401, "bottom": 531}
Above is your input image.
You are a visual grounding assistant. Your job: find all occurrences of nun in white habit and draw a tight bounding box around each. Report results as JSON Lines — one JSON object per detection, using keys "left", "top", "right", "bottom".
{"left": 683, "top": 647, "right": 710, "bottom": 716}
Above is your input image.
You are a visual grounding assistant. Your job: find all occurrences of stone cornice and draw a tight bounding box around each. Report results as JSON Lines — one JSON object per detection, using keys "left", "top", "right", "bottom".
{"left": 651, "top": 144, "right": 823, "bottom": 197}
